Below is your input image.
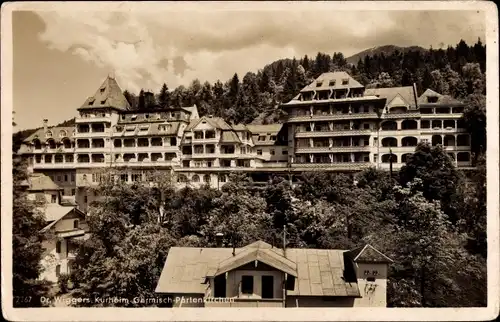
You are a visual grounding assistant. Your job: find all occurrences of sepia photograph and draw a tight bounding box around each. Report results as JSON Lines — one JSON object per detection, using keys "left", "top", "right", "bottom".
{"left": 1, "top": 1, "right": 499, "bottom": 321}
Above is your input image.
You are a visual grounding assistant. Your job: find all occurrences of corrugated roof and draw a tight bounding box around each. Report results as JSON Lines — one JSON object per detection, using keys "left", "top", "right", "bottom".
{"left": 301, "top": 72, "right": 364, "bottom": 93}
{"left": 79, "top": 76, "right": 131, "bottom": 111}
{"left": 24, "top": 127, "right": 75, "bottom": 143}
{"left": 155, "top": 241, "right": 391, "bottom": 297}
{"left": 220, "top": 131, "right": 241, "bottom": 143}
{"left": 364, "top": 86, "right": 417, "bottom": 109}
{"left": 417, "top": 88, "right": 464, "bottom": 105}
{"left": 28, "top": 174, "right": 61, "bottom": 191}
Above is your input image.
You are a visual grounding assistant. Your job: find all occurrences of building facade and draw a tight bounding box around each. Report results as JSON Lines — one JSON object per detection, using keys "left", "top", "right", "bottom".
{"left": 19, "top": 72, "right": 473, "bottom": 211}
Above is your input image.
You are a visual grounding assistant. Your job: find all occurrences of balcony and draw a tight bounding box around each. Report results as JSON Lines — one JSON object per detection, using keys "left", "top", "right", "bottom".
{"left": 33, "top": 162, "right": 77, "bottom": 170}
{"left": 75, "top": 116, "right": 111, "bottom": 123}
{"left": 288, "top": 113, "right": 379, "bottom": 123}
{"left": 295, "top": 129, "right": 372, "bottom": 138}
{"left": 295, "top": 146, "right": 371, "bottom": 153}
{"left": 420, "top": 113, "right": 464, "bottom": 119}
{"left": 291, "top": 162, "right": 372, "bottom": 170}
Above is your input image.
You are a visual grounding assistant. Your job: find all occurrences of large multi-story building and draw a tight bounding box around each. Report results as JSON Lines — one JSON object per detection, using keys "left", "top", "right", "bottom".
{"left": 19, "top": 72, "right": 473, "bottom": 211}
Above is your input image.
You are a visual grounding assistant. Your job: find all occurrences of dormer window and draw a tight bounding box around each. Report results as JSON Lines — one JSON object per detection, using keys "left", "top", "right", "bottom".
{"left": 258, "top": 136, "right": 266, "bottom": 141}
{"left": 316, "top": 81, "right": 323, "bottom": 87}
{"left": 427, "top": 96, "right": 438, "bottom": 103}
{"left": 101, "top": 99, "right": 106, "bottom": 105}
{"left": 45, "top": 131, "right": 52, "bottom": 138}
{"left": 121, "top": 115, "right": 125, "bottom": 120}
{"left": 145, "top": 114, "right": 149, "bottom": 119}
{"left": 270, "top": 135, "right": 277, "bottom": 141}
{"left": 59, "top": 130, "right": 67, "bottom": 138}
{"left": 88, "top": 99, "right": 94, "bottom": 106}
{"left": 115, "top": 126, "right": 123, "bottom": 132}
{"left": 131, "top": 115, "right": 137, "bottom": 121}
{"left": 329, "top": 80, "right": 336, "bottom": 86}
{"left": 100, "top": 87, "right": 105, "bottom": 93}
{"left": 342, "top": 79, "right": 349, "bottom": 85}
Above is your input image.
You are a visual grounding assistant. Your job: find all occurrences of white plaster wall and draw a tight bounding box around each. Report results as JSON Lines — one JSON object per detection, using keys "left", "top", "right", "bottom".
{"left": 353, "top": 263, "right": 388, "bottom": 307}
{"left": 225, "top": 270, "right": 284, "bottom": 299}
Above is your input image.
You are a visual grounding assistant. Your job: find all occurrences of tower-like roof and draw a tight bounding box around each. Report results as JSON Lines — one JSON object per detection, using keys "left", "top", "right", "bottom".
{"left": 78, "top": 76, "right": 131, "bottom": 111}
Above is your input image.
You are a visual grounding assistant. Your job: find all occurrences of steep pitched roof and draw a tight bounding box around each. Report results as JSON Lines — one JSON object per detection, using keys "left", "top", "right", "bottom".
{"left": 418, "top": 88, "right": 464, "bottom": 105}
{"left": 28, "top": 174, "right": 61, "bottom": 191}
{"left": 79, "top": 76, "right": 131, "bottom": 111}
{"left": 24, "top": 127, "right": 75, "bottom": 143}
{"left": 300, "top": 71, "right": 364, "bottom": 92}
{"left": 364, "top": 86, "right": 417, "bottom": 109}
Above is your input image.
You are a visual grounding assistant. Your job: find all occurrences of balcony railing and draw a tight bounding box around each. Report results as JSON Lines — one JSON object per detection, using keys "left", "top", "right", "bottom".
{"left": 295, "top": 146, "right": 371, "bottom": 153}
{"left": 295, "top": 129, "right": 373, "bottom": 138}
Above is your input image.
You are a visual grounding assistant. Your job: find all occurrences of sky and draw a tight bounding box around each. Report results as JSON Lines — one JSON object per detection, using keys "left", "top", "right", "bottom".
{"left": 11, "top": 6, "right": 485, "bottom": 131}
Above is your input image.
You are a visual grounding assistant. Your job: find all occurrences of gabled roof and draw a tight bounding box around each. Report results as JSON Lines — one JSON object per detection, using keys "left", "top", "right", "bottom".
{"left": 79, "top": 76, "right": 131, "bottom": 111}
{"left": 24, "top": 127, "right": 75, "bottom": 143}
{"left": 345, "top": 244, "right": 393, "bottom": 263}
{"left": 417, "top": 88, "right": 464, "bottom": 105}
{"left": 300, "top": 72, "right": 364, "bottom": 93}
{"left": 364, "top": 86, "right": 417, "bottom": 110}
{"left": 39, "top": 204, "right": 85, "bottom": 232}
{"left": 184, "top": 116, "right": 233, "bottom": 131}
{"left": 214, "top": 246, "right": 297, "bottom": 278}
{"left": 219, "top": 131, "right": 241, "bottom": 144}
{"left": 28, "top": 174, "right": 61, "bottom": 191}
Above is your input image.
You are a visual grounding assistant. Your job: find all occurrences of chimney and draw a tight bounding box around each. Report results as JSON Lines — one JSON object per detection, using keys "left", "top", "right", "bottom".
{"left": 215, "top": 232, "right": 224, "bottom": 247}
{"left": 43, "top": 119, "right": 48, "bottom": 133}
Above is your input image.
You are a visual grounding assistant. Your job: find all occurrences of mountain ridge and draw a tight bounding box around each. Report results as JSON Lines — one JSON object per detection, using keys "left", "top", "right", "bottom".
{"left": 346, "top": 45, "right": 428, "bottom": 64}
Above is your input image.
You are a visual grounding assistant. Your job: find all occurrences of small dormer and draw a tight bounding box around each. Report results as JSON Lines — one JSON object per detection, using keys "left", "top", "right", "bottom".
{"left": 45, "top": 131, "right": 53, "bottom": 138}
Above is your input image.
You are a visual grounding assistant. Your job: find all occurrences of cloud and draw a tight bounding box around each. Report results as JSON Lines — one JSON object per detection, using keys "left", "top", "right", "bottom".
{"left": 35, "top": 9, "right": 485, "bottom": 93}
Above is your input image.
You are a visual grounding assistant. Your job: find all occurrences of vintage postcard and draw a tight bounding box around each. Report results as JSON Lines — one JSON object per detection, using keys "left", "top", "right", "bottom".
{"left": 1, "top": 1, "right": 499, "bottom": 321}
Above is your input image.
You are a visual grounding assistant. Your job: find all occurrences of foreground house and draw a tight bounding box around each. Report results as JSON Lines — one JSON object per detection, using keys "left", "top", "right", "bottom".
{"left": 22, "top": 173, "right": 89, "bottom": 283}
{"left": 155, "top": 240, "right": 393, "bottom": 307}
